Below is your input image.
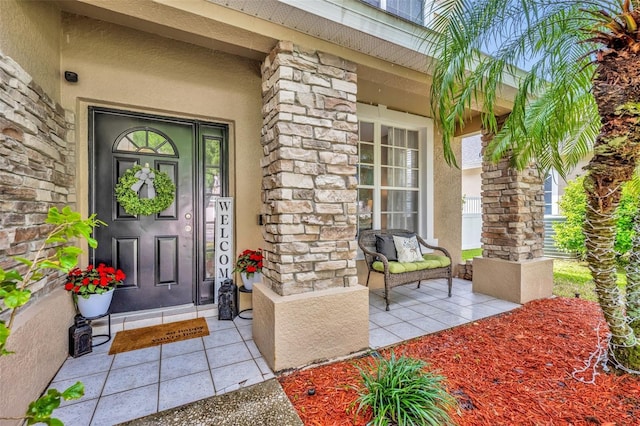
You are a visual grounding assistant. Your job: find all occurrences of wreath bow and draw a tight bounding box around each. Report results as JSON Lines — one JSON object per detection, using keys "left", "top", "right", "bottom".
{"left": 131, "top": 166, "right": 156, "bottom": 199}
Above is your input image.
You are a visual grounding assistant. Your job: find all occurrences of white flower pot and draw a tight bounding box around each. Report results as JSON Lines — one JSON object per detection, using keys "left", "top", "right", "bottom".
{"left": 76, "top": 289, "right": 115, "bottom": 318}
{"left": 240, "top": 272, "right": 262, "bottom": 291}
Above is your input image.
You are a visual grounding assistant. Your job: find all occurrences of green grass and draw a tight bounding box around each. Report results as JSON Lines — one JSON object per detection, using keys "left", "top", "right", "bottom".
{"left": 552, "top": 259, "right": 626, "bottom": 302}
{"left": 461, "top": 251, "right": 627, "bottom": 302}
{"left": 462, "top": 248, "right": 482, "bottom": 261}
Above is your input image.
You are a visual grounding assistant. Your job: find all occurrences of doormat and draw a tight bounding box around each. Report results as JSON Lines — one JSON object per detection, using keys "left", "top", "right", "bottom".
{"left": 108, "top": 317, "right": 209, "bottom": 355}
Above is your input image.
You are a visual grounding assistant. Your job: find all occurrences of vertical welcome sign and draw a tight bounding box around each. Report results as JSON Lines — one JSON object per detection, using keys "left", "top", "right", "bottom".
{"left": 215, "top": 197, "right": 233, "bottom": 304}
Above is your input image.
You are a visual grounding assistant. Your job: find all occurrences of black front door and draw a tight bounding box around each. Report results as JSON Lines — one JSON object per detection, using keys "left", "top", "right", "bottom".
{"left": 91, "top": 109, "right": 198, "bottom": 312}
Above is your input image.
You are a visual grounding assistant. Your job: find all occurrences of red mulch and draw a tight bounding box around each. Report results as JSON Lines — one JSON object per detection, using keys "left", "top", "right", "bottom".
{"left": 279, "top": 298, "right": 640, "bottom": 425}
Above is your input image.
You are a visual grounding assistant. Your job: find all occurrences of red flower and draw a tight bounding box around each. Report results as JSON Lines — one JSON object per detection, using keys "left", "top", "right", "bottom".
{"left": 233, "top": 249, "right": 263, "bottom": 277}
{"left": 65, "top": 263, "right": 126, "bottom": 298}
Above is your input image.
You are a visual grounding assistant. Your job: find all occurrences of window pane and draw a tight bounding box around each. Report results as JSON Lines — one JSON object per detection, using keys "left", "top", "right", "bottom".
{"left": 381, "top": 166, "right": 392, "bottom": 186}
{"left": 129, "top": 130, "right": 146, "bottom": 147}
{"left": 407, "top": 130, "right": 419, "bottom": 149}
{"left": 393, "top": 128, "right": 406, "bottom": 147}
{"left": 359, "top": 121, "right": 374, "bottom": 143}
{"left": 359, "top": 143, "right": 374, "bottom": 164}
{"left": 359, "top": 165, "right": 374, "bottom": 186}
{"left": 205, "top": 138, "right": 221, "bottom": 166}
{"left": 381, "top": 189, "right": 419, "bottom": 213}
{"left": 205, "top": 249, "right": 214, "bottom": 279}
{"left": 394, "top": 169, "right": 407, "bottom": 187}
{"left": 358, "top": 188, "right": 373, "bottom": 234}
{"left": 381, "top": 125, "right": 390, "bottom": 146}
{"left": 382, "top": 146, "right": 418, "bottom": 168}
{"left": 205, "top": 169, "right": 221, "bottom": 197}
{"left": 406, "top": 149, "right": 418, "bottom": 169}
{"left": 206, "top": 200, "right": 216, "bottom": 222}
{"left": 115, "top": 129, "right": 176, "bottom": 156}
{"left": 382, "top": 212, "right": 418, "bottom": 231}
{"left": 386, "top": 0, "right": 424, "bottom": 24}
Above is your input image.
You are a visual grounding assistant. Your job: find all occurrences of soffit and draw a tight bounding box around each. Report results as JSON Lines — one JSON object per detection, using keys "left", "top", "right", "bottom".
{"left": 205, "top": 0, "right": 436, "bottom": 74}
{"left": 56, "top": 0, "right": 510, "bottom": 117}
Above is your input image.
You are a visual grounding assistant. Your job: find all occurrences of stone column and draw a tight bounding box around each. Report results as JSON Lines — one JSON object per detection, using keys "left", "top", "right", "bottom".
{"left": 0, "top": 51, "right": 77, "bottom": 423}
{"left": 480, "top": 131, "right": 545, "bottom": 260}
{"left": 253, "top": 42, "right": 369, "bottom": 371}
{"left": 472, "top": 127, "right": 553, "bottom": 303}
{"left": 260, "top": 41, "right": 359, "bottom": 295}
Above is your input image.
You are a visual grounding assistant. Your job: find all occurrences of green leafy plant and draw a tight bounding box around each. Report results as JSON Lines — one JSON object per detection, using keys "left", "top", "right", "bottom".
{"left": 353, "top": 352, "right": 456, "bottom": 426}
{"left": 553, "top": 176, "right": 639, "bottom": 262}
{"left": 114, "top": 165, "right": 176, "bottom": 216}
{"left": 0, "top": 206, "right": 104, "bottom": 424}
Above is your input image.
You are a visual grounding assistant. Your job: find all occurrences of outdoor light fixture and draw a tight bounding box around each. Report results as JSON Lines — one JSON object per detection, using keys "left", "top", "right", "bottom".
{"left": 218, "top": 279, "right": 238, "bottom": 320}
{"left": 68, "top": 314, "right": 92, "bottom": 357}
{"left": 64, "top": 71, "right": 78, "bottom": 83}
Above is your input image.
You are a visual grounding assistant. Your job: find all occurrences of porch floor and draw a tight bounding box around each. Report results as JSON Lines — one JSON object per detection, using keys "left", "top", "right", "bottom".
{"left": 49, "top": 278, "right": 520, "bottom": 426}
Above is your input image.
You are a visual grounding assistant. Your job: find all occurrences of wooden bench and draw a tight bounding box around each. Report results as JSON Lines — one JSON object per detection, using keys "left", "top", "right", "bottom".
{"left": 358, "top": 229, "right": 453, "bottom": 311}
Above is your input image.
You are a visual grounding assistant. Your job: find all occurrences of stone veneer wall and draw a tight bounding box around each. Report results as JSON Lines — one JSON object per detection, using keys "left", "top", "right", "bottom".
{"left": 260, "top": 41, "right": 359, "bottom": 296}
{"left": 480, "top": 129, "right": 545, "bottom": 261}
{"left": 0, "top": 51, "right": 76, "bottom": 311}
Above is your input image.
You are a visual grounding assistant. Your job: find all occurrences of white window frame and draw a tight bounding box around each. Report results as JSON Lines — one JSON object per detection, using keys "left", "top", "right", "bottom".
{"left": 356, "top": 103, "right": 434, "bottom": 242}
{"left": 544, "top": 170, "right": 560, "bottom": 216}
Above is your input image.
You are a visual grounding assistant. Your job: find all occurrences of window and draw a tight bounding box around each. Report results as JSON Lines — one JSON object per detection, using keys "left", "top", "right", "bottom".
{"left": 360, "top": 0, "right": 425, "bottom": 25}
{"left": 544, "top": 172, "right": 559, "bottom": 216}
{"left": 114, "top": 128, "right": 177, "bottom": 156}
{"left": 356, "top": 104, "right": 434, "bottom": 241}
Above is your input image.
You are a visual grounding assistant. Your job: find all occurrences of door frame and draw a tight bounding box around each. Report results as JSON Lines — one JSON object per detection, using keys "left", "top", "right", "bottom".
{"left": 87, "top": 105, "right": 229, "bottom": 309}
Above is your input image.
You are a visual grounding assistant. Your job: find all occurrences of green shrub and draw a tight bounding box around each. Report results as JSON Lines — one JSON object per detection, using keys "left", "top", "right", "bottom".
{"left": 354, "top": 352, "right": 456, "bottom": 426}
{"left": 553, "top": 176, "right": 639, "bottom": 262}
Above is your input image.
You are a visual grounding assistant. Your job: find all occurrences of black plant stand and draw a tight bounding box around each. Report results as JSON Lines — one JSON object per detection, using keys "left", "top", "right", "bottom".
{"left": 238, "top": 286, "right": 253, "bottom": 320}
{"left": 80, "top": 312, "right": 112, "bottom": 347}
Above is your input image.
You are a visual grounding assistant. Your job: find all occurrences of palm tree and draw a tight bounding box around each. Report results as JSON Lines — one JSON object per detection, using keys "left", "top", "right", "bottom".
{"left": 428, "top": 0, "right": 640, "bottom": 371}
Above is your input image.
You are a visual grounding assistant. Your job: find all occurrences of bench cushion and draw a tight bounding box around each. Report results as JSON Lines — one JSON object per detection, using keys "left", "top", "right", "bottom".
{"left": 372, "top": 254, "right": 451, "bottom": 274}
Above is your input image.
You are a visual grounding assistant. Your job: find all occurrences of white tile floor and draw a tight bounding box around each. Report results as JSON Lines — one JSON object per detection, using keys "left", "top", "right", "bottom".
{"left": 49, "top": 278, "right": 520, "bottom": 425}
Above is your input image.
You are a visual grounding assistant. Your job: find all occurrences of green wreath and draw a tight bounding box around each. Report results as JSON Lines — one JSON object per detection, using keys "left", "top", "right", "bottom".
{"left": 115, "top": 165, "right": 176, "bottom": 216}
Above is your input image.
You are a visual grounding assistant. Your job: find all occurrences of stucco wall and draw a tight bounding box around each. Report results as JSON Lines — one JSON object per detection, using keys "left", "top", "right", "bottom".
{"left": 433, "top": 129, "right": 463, "bottom": 267}
{"left": 59, "top": 13, "right": 265, "bottom": 254}
{"left": 0, "top": 0, "right": 61, "bottom": 101}
{"left": 0, "top": 289, "right": 74, "bottom": 426}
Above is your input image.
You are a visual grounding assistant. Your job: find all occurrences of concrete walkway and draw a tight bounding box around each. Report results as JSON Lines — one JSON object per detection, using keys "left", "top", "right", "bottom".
{"left": 120, "top": 379, "right": 303, "bottom": 426}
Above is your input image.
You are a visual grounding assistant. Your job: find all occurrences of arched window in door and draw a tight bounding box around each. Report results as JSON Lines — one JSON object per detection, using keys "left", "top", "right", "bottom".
{"left": 114, "top": 127, "right": 177, "bottom": 156}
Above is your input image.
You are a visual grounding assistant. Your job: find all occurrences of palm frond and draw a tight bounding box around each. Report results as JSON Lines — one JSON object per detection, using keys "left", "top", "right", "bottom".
{"left": 426, "top": 0, "right": 605, "bottom": 173}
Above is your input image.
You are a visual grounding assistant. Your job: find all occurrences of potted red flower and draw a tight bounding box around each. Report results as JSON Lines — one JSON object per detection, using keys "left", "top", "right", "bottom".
{"left": 65, "top": 263, "right": 125, "bottom": 317}
{"left": 233, "top": 249, "right": 263, "bottom": 290}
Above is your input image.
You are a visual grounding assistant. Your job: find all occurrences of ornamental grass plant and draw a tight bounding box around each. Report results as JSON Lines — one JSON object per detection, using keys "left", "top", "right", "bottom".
{"left": 354, "top": 352, "right": 456, "bottom": 426}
